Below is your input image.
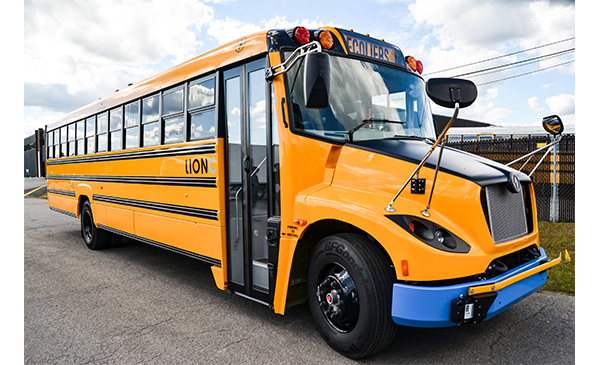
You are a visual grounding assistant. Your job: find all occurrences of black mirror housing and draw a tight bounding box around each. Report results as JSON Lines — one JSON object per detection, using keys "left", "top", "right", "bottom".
{"left": 542, "top": 115, "right": 564, "bottom": 135}
{"left": 426, "top": 78, "right": 477, "bottom": 108}
{"left": 304, "top": 52, "right": 330, "bottom": 109}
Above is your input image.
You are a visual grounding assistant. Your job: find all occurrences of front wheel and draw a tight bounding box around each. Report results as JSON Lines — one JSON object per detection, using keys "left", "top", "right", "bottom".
{"left": 307, "top": 233, "right": 398, "bottom": 359}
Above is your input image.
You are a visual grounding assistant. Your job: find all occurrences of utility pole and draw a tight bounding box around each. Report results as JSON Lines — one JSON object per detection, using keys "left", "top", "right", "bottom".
{"left": 549, "top": 136, "right": 559, "bottom": 222}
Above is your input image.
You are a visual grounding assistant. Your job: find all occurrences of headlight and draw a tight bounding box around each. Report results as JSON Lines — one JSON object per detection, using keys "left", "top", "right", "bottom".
{"left": 386, "top": 215, "right": 470, "bottom": 253}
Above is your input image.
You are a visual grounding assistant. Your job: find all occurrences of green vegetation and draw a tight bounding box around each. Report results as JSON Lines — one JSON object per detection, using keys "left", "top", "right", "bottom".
{"left": 539, "top": 221, "right": 575, "bottom": 294}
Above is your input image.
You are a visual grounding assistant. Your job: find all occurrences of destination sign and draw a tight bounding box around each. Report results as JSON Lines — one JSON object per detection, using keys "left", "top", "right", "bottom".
{"left": 342, "top": 32, "right": 398, "bottom": 64}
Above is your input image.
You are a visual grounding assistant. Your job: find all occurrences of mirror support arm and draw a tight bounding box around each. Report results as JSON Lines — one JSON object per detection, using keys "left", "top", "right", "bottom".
{"left": 385, "top": 102, "right": 460, "bottom": 213}
{"left": 266, "top": 41, "right": 322, "bottom": 81}
{"left": 506, "top": 135, "right": 562, "bottom": 177}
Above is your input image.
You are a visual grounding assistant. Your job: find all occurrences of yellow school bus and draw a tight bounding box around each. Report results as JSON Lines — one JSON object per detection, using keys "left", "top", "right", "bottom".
{"left": 46, "top": 26, "right": 565, "bottom": 359}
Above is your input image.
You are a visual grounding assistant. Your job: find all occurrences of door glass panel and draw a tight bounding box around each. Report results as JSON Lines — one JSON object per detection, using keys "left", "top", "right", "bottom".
{"left": 248, "top": 69, "right": 269, "bottom": 292}
{"left": 271, "top": 85, "right": 280, "bottom": 216}
{"left": 226, "top": 75, "right": 244, "bottom": 286}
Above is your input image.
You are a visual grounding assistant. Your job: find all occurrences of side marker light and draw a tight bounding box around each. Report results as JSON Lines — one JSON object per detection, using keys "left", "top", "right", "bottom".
{"left": 401, "top": 260, "right": 409, "bottom": 276}
{"left": 293, "top": 217, "right": 307, "bottom": 226}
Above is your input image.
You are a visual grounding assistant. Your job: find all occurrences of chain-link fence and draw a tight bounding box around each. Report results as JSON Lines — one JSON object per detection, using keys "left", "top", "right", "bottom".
{"left": 448, "top": 134, "right": 575, "bottom": 222}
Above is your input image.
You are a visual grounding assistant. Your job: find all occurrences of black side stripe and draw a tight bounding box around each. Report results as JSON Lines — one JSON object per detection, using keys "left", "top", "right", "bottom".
{"left": 47, "top": 175, "right": 217, "bottom": 188}
{"left": 98, "top": 224, "right": 221, "bottom": 267}
{"left": 49, "top": 206, "right": 77, "bottom": 218}
{"left": 48, "top": 189, "right": 76, "bottom": 197}
{"left": 47, "top": 143, "right": 216, "bottom": 166}
{"left": 93, "top": 194, "right": 218, "bottom": 221}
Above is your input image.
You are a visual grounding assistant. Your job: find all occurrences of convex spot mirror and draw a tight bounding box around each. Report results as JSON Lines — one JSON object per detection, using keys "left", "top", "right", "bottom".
{"left": 542, "top": 115, "right": 564, "bottom": 135}
{"left": 304, "top": 52, "right": 330, "bottom": 109}
{"left": 426, "top": 78, "right": 478, "bottom": 109}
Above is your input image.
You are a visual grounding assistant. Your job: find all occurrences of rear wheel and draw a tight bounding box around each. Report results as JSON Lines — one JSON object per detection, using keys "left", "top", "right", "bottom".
{"left": 80, "top": 200, "right": 113, "bottom": 250}
{"left": 307, "top": 233, "right": 398, "bottom": 359}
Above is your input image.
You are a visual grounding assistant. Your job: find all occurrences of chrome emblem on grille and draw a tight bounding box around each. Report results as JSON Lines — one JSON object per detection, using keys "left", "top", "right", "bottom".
{"left": 507, "top": 173, "right": 522, "bottom": 194}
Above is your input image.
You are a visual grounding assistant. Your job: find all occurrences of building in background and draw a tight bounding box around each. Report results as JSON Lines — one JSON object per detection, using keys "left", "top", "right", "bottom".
{"left": 24, "top": 128, "right": 46, "bottom": 177}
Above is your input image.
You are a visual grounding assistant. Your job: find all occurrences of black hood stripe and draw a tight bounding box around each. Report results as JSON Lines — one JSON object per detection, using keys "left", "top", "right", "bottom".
{"left": 348, "top": 139, "right": 530, "bottom": 186}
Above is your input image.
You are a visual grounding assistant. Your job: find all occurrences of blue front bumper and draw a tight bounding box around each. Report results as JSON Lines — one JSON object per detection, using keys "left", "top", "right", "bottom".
{"left": 391, "top": 248, "right": 549, "bottom": 328}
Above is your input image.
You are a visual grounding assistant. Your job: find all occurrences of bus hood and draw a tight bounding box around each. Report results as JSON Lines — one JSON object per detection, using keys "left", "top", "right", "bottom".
{"left": 347, "top": 139, "right": 530, "bottom": 187}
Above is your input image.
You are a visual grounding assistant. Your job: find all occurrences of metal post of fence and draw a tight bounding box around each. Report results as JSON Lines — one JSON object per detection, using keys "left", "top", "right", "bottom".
{"left": 550, "top": 136, "right": 559, "bottom": 222}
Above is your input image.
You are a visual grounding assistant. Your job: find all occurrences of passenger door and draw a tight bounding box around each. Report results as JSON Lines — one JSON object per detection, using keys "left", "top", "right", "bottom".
{"left": 224, "top": 59, "right": 280, "bottom": 304}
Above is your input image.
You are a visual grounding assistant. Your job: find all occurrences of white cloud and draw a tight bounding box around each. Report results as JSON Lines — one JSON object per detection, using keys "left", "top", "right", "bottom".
{"left": 431, "top": 85, "right": 516, "bottom": 125}
{"left": 409, "top": 0, "right": 575, "bottom": 79}
{"left": 546, "top": 93, "right": 575, "bottom": 116}
{"left": 528, "top": 96, "right": 546, "bottom": 113}
{"left": 409, "top": 0, "right": 574, "bottom": 50}
{"left": 25, "top": 0, "right": 213, "bottom": 66}
{"left": 206, "top": 17, "right": 262, "bottom": 45}
{"left": 207, "top": 15, "right": 332, "bottom": 46}
{"left": 24, "top": 0, "right": 214, "bottom": 112}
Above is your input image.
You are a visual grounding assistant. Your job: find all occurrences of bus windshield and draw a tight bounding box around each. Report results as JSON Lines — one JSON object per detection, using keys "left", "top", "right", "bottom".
{"left": 286, "top": 54, "right": 436, "bottom": 142}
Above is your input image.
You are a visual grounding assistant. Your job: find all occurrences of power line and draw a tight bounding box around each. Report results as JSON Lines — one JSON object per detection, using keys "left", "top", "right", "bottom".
{"left": 465, "top": 50, "right": 574, "bottom": 79}
{"left": 423, "top": 36, "right": 575, "bottom": 76}
{"left": 475, "top": 59, "right": 574, "bottom": 86}
{"left": 451, "top": 48, "right": 574, "bottom": 78}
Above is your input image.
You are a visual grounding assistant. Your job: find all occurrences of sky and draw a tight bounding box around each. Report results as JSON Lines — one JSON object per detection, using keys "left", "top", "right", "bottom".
{"left": 22, "top": 0, "right": 578, "bottom": 139}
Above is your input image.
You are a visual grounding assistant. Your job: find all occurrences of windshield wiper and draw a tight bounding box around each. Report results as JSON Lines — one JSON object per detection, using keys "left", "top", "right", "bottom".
{"left": 393, "top": 135, "right": 425, "bottom": 139}
{"left": 346, "top": 118, "right": 405, "bottom": 142}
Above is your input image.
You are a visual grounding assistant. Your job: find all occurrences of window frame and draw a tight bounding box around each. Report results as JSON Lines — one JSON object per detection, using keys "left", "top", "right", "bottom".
{"left": 109, "top": 106, "right": 123, "bottom": 151}
{"left": 162, "top": 85, "right": 186, "bottom": 145}
{"left": 96, "top": 112, "right": 108, "bottom": 153}
{"left": 187, "top": 75, "right": 217, "bottom": 141}
{"left": 124, "top": 100, "right": 141, "bottom": 149}
{"left": 141, "top": 93, "right": 161, "bottom": 147}
{"left": 76, "top": 120, "right": 85, "bottom": 156}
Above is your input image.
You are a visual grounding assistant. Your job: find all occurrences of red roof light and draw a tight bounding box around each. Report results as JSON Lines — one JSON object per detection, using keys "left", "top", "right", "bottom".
{"left": 294, "top": 26, "right": 311, "bottom": 45}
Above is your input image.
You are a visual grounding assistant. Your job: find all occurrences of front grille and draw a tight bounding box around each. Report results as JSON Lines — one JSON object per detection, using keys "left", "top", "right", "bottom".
{"left": 483, "top": 183, "right": 528, "bottom": 244}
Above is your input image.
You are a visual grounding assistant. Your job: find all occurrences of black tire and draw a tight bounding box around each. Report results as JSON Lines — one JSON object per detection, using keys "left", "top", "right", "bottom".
{"left": 307, "top": 233, "right": 398, "bottom": 359}
{"left": 80, "top": 200, "right": 112, "bottom": 250}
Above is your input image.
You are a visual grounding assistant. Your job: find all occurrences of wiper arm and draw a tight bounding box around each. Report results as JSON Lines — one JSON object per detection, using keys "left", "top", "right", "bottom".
{"left": 346, "top": 118, "right": 405, "bottom": 142}
{"left": 393, "top": 135, "right": 427, "bottom": 140}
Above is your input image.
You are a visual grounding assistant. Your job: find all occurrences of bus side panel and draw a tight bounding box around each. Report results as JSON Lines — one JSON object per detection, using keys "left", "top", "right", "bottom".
{"left": 134, "top": 211, "right": 222, "bottom": 262}
{"left": 92, "top": 203, "right": 106, "bottom": 226}
{"left": 105, "top": 206, "right": 135, "bottom": 234}
{"left": 48, "top": 194, "right": 77, "bottom": 216}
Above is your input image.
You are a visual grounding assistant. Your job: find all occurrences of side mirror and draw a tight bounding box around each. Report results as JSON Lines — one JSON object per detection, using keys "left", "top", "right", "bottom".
{"left": 426, "top": 78, "right": 477, "bottom": 108}
{"left": 304, "top": 52, "right": 330, "bottom": 109}
{"left": 542, "top": 115, "right": 564, "bottom": 135}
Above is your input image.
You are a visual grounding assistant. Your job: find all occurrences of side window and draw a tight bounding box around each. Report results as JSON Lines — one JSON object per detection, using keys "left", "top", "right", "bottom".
{"left": 47, "top": 130, "right": 54, "bottom": 159}
{"left": 142, "top": 94, "right": 160, "bottom": 147}
{"left": 60, "top": 126, "right": 67, "bottom": 157}
{"left": 109, "top": 107, "right": 123, "bottom": 151}
{"left": 125, "top": 101, "right": 140, "bottom": 149}
{"left": 97, "top": 112, "right": 108, "bottom": 152}
{"left": 76, "top": 120, "right": 85, "bottom": 155}
{"left": 67, "top": 123, "right": 76, "bottom": 156}
{"left": 188, "top": 77, "right": 216, "bottom": 140}
{"left": 54, "top": 129, "right": 60, "bottom": 158}
{"left": 86, "top": 116, "right": 95, "bottom": 154}
{"left": 162, "top": 87, "right": 184, "bottom": 144}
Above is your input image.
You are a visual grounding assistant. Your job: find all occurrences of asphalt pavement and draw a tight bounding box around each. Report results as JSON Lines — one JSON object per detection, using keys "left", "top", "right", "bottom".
{"left": 24, "top": 197, "right": 575, "bottom": 364}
